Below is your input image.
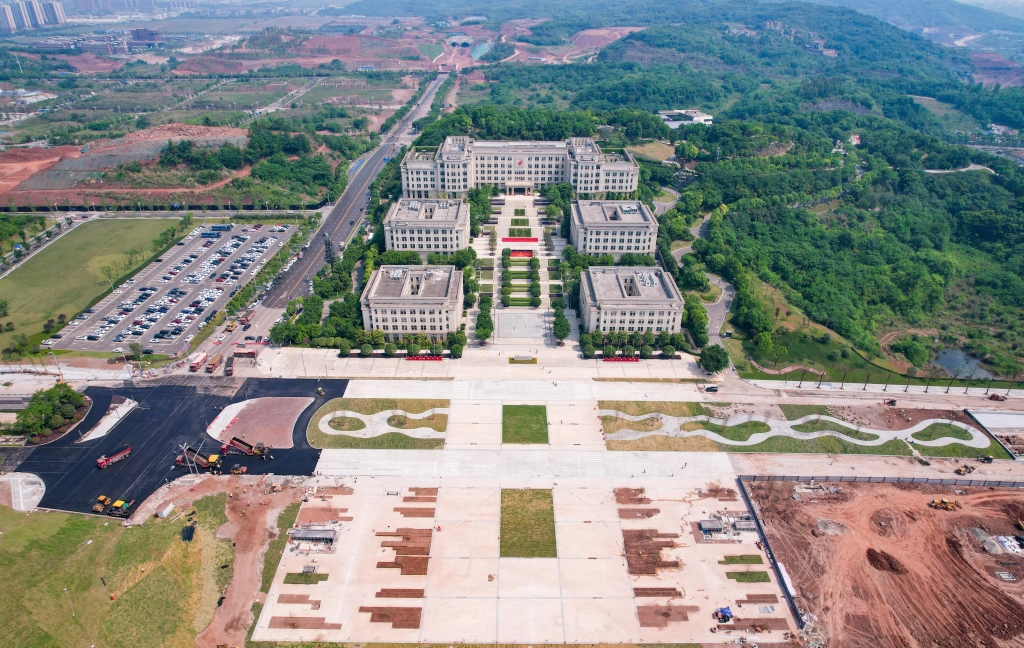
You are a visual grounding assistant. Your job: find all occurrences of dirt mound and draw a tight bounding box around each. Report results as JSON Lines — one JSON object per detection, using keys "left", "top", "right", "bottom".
{"left": 111, "top": 124, "right": 249, "bottom": 146}
{"left": 866, "top": 548, "right": 907, "bottom": 574}
{"left": 0, "top": 146, "right": 80, "bottom": 163}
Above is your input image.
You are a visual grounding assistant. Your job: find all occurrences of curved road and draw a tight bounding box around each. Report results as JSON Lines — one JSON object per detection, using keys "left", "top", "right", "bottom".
{"left": 672, "top": 216, "right": 735, "bottom": 345}
{"left": 262, "top": 74, "right": 449, "bottom": 308}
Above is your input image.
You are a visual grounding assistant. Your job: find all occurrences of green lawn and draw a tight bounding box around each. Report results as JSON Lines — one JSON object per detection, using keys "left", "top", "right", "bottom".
{"left": 726, "top": 571, "right": 771, "bottom": 583}
{"left": 0, "top": 219, "right": 178, "bottom": 350}
{"left": 719, "top": 555, "right": 764, "bottom": 565}
{"left": 417, "top": 42, "right": 444, "bottom": 60}
{"left": 510, "top": 218, "right": 529, "bottom": 226}
{"left": 308, "top": 428, "right": 444, "bottom": 449}
{"left": 283, "top": 572, "right": 329, "bottom": 584}
{"left": 261, "top": 502, "right": 300, "bottom": 593}
{"left": 500, "top": 489, "right": 557, "bottom": 558}
{"left": 502, "top": 405, "right": 548, "bottom": 444}
{"left": 791, "top": 419, "right": 880, "bottom": 441}
{"left": 0, "top": 494, "right": 232, "bottom": 648}
{"left": 681, "top": 420, "right": 771, "bottom": 441}
{"left": 915, "top": 436, "right": 1012, "bottom": 460}
{"left": 910, "top": 423, "right": 973, "bottom": 442}
{"left": 778, "top": 404, "right": 830, "bottom": 420}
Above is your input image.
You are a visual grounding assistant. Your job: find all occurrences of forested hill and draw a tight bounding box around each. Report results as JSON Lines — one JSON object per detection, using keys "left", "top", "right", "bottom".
{"left": 799, "top": 0, "right": 1024, "bottom": 33}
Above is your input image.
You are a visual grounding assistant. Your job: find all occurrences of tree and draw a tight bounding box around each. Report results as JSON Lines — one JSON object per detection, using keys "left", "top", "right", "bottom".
{"left": 360, "top": 343, "right": 374, "bottom": 357}
{"left": 582, "top": 344, "right": 595, "bottom": 358}
{"left": 662, "top": 344, "right": 676, "bottom": 358}
{"left": 430, "top": 341, "right": 444, "bottom": 356}
{"left": 603, "top": 344, "right": 616, "bottom": 358}
{"left": 407, "top": 342, "right": 421, "bottom": 356}
{"left": 640, "top": 345, "right": 654, "bottom": 359}
{"left": 0, "top": 298, "right": 8, "bottom": 318}
{"left": 337, "top": 339, "right": 352, "bottom": 356}
{"left": 450, "top": 343, "right": 463, "bottom": 359}
{"left": 129, "top": 342, "right": 144, "bottom": 359}
{"left": 384, "top": 342, "right": 397, "bottom": 357}
{"left": 553, "top": 316, "right": 570, "bottom": 342}
{"left": 623, "top": 345, "right": 636, "bottom": 357}
{"left": 698, "top": 345, "right": 729, "bottom": 373}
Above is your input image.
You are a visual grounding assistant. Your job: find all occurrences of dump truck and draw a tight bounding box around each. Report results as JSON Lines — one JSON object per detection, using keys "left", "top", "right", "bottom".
{"left": 929, "top": 499, "right": 962, "bottom": 510}
{"left": 977, "top": 455, "right": 995, "bottom": 464}
{"left": 175, "top": 446, "right": 223, "bottom": 473}
{"left": 96, "top": 445, "right": 131, "bottom": 469}
{"left": 188, "top": 351, "right": 208, "bottom": 372}
{"left": 224, "top": 356, "right": 235, "bottom": 376}
{"left": 240, "top": 309, "right": 255, "bottom": 325}
{"left": 222, "top": 436, "right": 266, "bottom": 457}
{"left": 109, "top": 499, "right": 135, "bottom": 518}
{"left": 205, "top": 353, "right": 223, "bottom": 373}
{"left": 230, "top": 463, "right": 247, "bottom": 475}
{"left": 92, "top": 495, "right": 112, "bottom": 513}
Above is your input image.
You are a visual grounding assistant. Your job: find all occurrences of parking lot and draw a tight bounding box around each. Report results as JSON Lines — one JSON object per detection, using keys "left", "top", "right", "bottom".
{"left": 50, "top": 223, "right": 289, "bottom": 356}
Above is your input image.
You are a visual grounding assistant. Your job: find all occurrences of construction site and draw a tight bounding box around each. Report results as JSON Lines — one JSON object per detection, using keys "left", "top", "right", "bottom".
{"left": 747, "top": 479, "right": 1024, "bottom": 647}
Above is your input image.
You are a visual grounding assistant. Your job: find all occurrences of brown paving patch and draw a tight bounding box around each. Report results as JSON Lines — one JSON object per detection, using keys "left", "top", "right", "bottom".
{"left": 737, "top": 593, "right": 779, "bottom": 604}
{"left": 614, "top": 487, "right": 651, "bottom": 505}
{"left": 619, "top": 508, "right": 660, "bottom": 519}
{"left": 277, "top": 594, "right": 321, "bottom": 609}
{"left": 376, "top": 588, "right": 425, "bottom": 598}
{"left": 637, "top": 604, "right": 700, "bottom": 627}
{"left": 634, "top": 587, "right": 682, "bottom": 597}
{"left": 622, "top": 529, "right": 680, "bottom": 575}
{"left": 296, "top": 507, "right": 351, "bottom": 524}
{"left": 378, "top": 528, "right": 433, "bottom": 555}
{"left": 720, "top": 617, "right": 791, "bottom": 632}
{"left": 269, "top": 616, "right": 342, "bottom": 629}
{"left": 394, "top": 507, "right": 435, "bottom": 517}
{"left": 403, "top": 496, "right": 436, "bottom": 502}
{"left": 214, "top": 397, "right": 312, "bottom": 449}
{"left": 358, "top": 606, "right": 422, "bottom": 629}
{"left": 405, "top": 486, "right": 437, "bottom": 502}
{"left": 317, "top": 486, "right": 353, "bottom": 495}
{"left": 377, "top": 556, "right": 430, "bottom": 575}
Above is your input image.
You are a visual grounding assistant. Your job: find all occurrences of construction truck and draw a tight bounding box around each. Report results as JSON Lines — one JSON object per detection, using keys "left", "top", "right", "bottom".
{"left": 713, "top": 607, "right": 734, "bottom": 623}
{"left": 96, "top": 445, "right": 132, "bottom": 469}
{"left": 109, "top": 499, "right": 135, "bottom": 518}
{"left": 316, "top": 386, "right": 325, "bottom": 396}
{"left": 990, "top": 393, "right": 1008, "bottom": 401}
{"left": 222, "top": 436, "right": 266, "bottom": 457}
{"left": 188, "top": 351, "right": 208, "bottom": 372}
{"left": 230, "top": 463, "right": 247, "bottom": 475}
{"left": 977, "top": 455, "right": 995, "bottom": 464}
{"left": 92, "top": 495, "right": 112, "bottom": 513}
{"left": 930, "top": 499, "right": 962, "bottom": 510}
{"left": 224, "top": 356, "right": 235, "bottom": 376}
{"left": 175, "top": 446, "right": 223, "bottom": 474}
{"left": 205, "top": 353, "right": 223, "bottom": 373}
{"left": 956, "top": 464, "right": 976, "bottom": 476}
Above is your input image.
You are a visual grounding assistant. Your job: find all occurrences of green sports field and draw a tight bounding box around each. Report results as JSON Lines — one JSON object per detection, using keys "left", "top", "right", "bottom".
{"left": 0, "top": 218, "right": 176, "bottom": 352}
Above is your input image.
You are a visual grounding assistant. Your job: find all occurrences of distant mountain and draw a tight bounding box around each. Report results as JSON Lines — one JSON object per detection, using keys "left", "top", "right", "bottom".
{"left": 796, "top": 0, "right": 1024, "bottom": 32}
{"left": 955, "top": 0, "right": 1024, "bottom": 20}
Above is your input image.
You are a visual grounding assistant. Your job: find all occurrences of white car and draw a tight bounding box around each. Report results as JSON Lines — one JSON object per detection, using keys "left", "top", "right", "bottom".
{"left": 112, "top": 347, "right": 124, "bottom": 353}
{"left": 185, "top": 334, "right": 195, "bottom": 342}
{"left": 41, "top": 339, "right": 55, "bottom": 346}
{"left": 76, "top": 335, "right": 87, "bottom": 340}
{"left": 217, "top": 334, "right": 226, "bottom": 341}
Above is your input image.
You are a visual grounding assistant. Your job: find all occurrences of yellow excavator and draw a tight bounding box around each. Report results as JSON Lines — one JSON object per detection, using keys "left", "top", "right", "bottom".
{"left": 929, "top": 499, "right": 962, "bottom": 511}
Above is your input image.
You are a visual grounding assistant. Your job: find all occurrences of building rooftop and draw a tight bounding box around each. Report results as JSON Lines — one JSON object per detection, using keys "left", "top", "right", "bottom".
{"left": 364, "top": 265, "right": 460, "bottom": 301}
{"left": 573, "top": 201, "right": 655, "bottom": 227}
{"left": 583, "top": 266, "right": 682, "bottom": 304}
{"left": 384, "top": 199, "right": 469, "bottom": 226}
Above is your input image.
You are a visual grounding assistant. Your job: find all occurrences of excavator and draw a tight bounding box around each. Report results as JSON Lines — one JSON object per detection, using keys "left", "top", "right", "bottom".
{"left": 956, "top": 464, "right": 976, "bottom": 476}
{"left": 929, "top": 499, "right": 962, "bottom": 511}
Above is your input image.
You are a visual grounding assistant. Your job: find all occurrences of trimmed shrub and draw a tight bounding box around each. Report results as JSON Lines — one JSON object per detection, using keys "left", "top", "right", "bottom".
{"left": 384, "top": 343, "right": 397, "bottom": 357}
{"left": 501, "top": 295, "right": 511, "bottom": 307}
{"left": 430, "top": 342, "right": 444, "bottom": 356}
{"left": 529, "top": 297, "right": 541, "bottom": 307}
{"left": 603, "top": 344, "right": 616, "bottom": 358}
{"left": 639, "top": 345, "right": 654, "bottom": 359}
{"left": 450, "top": 343, "right": 463, "bottom": 358}
{"left": 661, "top": 344, "right": 676, "bottom": 358}
{"left": 582, "top": 344, "right": 595, "bottom": 358}
{"left": 407, "top": 343, "right": 421, "bottom": 356}
{"left": 360, "top": 343, "right": 373, "bottom": 357}
{"left": 337, "top": 339, "right": 352, "bottom": 357}
{"left": 623, "top": 345, "right": 636, "bottom": 357}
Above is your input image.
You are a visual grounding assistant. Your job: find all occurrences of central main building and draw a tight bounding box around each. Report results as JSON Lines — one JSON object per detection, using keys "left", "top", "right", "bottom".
{"left": 401, "top": 136, "right": 640, "bottom": 199}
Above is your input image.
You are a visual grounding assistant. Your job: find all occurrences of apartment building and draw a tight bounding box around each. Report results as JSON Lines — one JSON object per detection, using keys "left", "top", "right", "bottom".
{"left": 578, "top": 266, "right": 684, "bottom": 334}
{"left": 382, "top": 198, "right": 470, "bottom": 254}
{"left": 9, "top": 1, "right": 31, "bottom": 28}
{"left": 360, "top": 265, "right": 464, "bottom": 342}
{"left": 0, "top": 5, "right": 15, "bottom": 32}
{"left": 24, "top": 0, "right": 44, "bottom": 27}
{"left": 42, "top": 1, "right": 65, "bottom": 25}
{"left": 401, "top": 136, "right": 639, "bottom": 199}
{"left": 570, "top": 200, "right": 658, "bottom": 258}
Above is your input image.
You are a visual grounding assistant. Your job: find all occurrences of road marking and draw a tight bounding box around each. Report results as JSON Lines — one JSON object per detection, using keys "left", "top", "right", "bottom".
{"left": 583, "top": 452, "right": 605, "bottom": 477}
{"left": 573, "top": 383, "right": 593, "bottom": 401}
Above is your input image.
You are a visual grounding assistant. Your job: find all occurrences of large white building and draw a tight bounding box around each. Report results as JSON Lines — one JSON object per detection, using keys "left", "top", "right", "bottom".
{"left": 578, "top": 266, "right": 684, "bottom": 334}
{"left": 570, "top": 200, "right": 658, "bottom": 258}
{"left": 360, "top": 265, "right": 464, "bottom": 342}
{"left": 382, "top": 198, "right": 471, "bottom": 254}
{"left": 401, "top": 136, "right": 639, "bottom": 199}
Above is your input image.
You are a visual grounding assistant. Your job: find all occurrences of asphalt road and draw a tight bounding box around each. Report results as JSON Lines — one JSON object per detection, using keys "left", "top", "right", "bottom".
{"left": 262, "top": 73, "right": 449, "bottom": 308}
{"left": 17, "top": 377, "right": 348, "bottom": 515}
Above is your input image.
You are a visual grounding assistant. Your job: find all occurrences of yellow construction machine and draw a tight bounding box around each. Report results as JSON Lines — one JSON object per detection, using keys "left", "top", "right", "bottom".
{"left": 929, "top": 499, "right": 962, "bottom": 511}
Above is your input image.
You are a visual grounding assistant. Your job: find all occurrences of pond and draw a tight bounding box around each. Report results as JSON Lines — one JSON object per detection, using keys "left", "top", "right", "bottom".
{"left": 933, "top": 348, "right": 993, "bottom": 380}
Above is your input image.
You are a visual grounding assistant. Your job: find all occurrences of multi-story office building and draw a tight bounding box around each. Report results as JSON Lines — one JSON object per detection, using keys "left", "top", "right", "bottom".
{"left": 578, "top": 266, "right": 684, "bottom": 334}
{"left": 401, "top": 136, "right": 639, "bottom": 199}
{"left": 360, "top": 265, "right": 464, "bottom": 342}
{"left": 569, "top": 200, "right": 658, "bottom": 258}
{"left": 382, "top": 198, "right": 471, "bottom": 254}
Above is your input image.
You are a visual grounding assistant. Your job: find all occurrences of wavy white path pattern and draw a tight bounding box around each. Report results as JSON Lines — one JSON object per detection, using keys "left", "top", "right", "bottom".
{"left": 319, "top": 408, "right": 449, "bottom": 439}
{"left": 600, "top": 411, "right": 991, "bottom": 448}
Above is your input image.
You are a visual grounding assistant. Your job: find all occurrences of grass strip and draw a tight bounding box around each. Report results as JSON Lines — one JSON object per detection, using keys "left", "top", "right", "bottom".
{"left": 681, "top": 420, "right": 771, "bottom": 441}
{"left": 307, "top": 428, "right": 443, "bottom": 449}
{"left": 500, "top": 488, "right": 556, "bottom": 558}
{"left": 601, "top": 415, "right": 663, "bottom": 435}
{"left": 599, "top": 400, "right": 709, "bottom": 417}
{"left": 261, "top": 502, "right": 300, "bottom": 593}
{"left": 726, "top": 571, "right": 771, "bottom": 583}
{"left": 502, "top": 405, "right": 548, "bottom": 444}
{"left": 719, "top": 555, "right": 764, "bottom": 565}
{"left": 283, "top": 572, "right": 329, "bottom": 584}
{"left": 910, "top": 423, "right": 973, "bottom": 442}
{"left": 915, "top": 437, "right": 1012, "bottom": 460}
{"left": 328, "top": 416, "right": 366, "bottom": 432}
{"left": 387, "top": 413, "right": 448, "bottom": 433}
{"left": 791, "top": 419, "right": 879, "bottom": 441}
{"left": 778, "top": 404, "right": 830, "bottom": 420}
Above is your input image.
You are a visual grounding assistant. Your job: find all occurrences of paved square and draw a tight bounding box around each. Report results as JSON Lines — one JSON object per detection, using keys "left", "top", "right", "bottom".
{"left": 496, "top": 311, "right": 547, "bottom": 338}
{"left": 253, "top": 473, "right": 796, "bottom": 644}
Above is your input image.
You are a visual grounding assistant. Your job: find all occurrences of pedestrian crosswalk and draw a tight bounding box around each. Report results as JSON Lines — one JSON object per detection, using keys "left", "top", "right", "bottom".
{"left": 583, "top": 452, "right": 605, "bottom": 477}
{"left": 451, "top": 382, "right": 471, "bottom": 399}
{"left": 573, "top": 382, "right": 593, "bottom": 401}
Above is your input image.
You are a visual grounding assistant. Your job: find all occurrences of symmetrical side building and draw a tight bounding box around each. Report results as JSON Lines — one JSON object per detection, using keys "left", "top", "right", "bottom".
{"left": 401, "top": 136, "right": 640, "bottom": 199}
{"left": 569, "top": 200, "right": 658, "bottom": 259}
{"left": 359, "top": 265, "right": 464, "bottom": 342}
{"left": 381, "top": 198, "right": 471, "bottom": 253}
{"left": 578, "top": 266, "right": 684, "bottom": 334}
